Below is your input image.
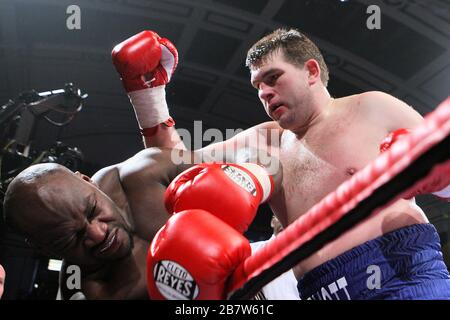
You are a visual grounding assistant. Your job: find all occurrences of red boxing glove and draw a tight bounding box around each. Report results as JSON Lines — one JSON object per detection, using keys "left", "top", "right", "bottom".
{"left": 380, "top": 128, "right": 450, "bottom": 201}
{"left": 112, "top": 30, "right": 178, "bottom": 92}
{"left": 111, "top": 30, "right": 178, "bottom": 133}
{"left": 164, "top": 163, "right": 274, "bottom": 233}
{"left": 147, "top": 210, "right": 251, "bottom": 300}
{"left": 379, "top": 128, "right": 410, "bottom": 153}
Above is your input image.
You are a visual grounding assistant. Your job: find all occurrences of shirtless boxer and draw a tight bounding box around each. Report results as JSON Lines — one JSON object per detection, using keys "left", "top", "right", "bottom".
{"left": 128, "top": 29, "right": 450, "bottom": 299}
{"left": 3, "top": 148, "right": 281, "bottom": 299}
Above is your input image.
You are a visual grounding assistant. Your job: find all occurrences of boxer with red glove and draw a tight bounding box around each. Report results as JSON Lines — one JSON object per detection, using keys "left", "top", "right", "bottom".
{"left": 112, "top": 31, "right": 182, "bottom": 146}
{"left": 380, "top": 128, "right": 450, "bottom": 201}
{"left": 147, "top": 210, "right": 251, "bottom": 300}
{"left": 164, "top": 162, "right": 275, "bottom": 233}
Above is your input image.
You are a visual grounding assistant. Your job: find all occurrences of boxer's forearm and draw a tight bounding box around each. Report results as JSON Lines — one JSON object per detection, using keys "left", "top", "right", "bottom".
{"left": 143, "top": 124, "right": 186, "bottom": 150}
{"left": 195, "top": 147, "right": 283, "bottom": 195}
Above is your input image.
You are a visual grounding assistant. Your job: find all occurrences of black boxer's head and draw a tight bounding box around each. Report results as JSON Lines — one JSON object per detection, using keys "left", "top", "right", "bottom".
{"left": 3, "top": 163, "right": 134, "bottom": 266}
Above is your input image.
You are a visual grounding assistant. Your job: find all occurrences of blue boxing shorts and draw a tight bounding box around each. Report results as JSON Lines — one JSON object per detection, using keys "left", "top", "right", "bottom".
{"left": 297, "top": 223, "right": 450, "bottom": 300}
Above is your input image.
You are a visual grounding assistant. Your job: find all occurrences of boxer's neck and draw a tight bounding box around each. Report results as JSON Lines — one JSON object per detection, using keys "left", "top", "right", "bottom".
{"left": 291, "top": 87, "right": 333, "bottom": 139}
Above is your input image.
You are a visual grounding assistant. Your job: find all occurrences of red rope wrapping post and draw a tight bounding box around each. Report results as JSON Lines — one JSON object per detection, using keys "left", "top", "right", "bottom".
{"left": 227, "top": 97, "right": 450, "bottom": 298}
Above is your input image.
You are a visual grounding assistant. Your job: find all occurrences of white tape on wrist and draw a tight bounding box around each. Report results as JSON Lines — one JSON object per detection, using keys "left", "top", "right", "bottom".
{"left": 238, "top": 163, "right": 273, "bottom": 203}
{"left": 128, "top": 86, "right": 170, "bottom": 128}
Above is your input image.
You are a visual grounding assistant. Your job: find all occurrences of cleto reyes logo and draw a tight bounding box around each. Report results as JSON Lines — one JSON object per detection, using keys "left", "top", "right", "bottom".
{"left": 153, "top": 260, "right": 199, "bottom": 300}
{"left": 222, "top": 165, "right": 257, "bottom": 196}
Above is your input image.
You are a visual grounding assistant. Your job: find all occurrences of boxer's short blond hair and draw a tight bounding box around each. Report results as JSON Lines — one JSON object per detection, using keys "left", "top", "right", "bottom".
{"left": 246, "top": 28, "right": 329, "bottom": 86}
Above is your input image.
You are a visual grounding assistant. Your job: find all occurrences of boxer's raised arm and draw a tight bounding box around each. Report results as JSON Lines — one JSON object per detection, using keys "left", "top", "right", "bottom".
{"left": 112, "top": 31, "right": 185, "bottom": 150}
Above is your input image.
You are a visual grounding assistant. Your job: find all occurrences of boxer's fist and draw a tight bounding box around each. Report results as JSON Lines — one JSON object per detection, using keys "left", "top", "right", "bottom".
{"left": 112, "top": 30, "right": 178, "bottom": 92}
{"left": 379, "top": 128, "right": 410, "bottom": 153}
{"left": 164, "top": 163, "right": 274, "bottom": 233}
{"left": 147, "top": 210, "right": 251, "bottom": 300}
{"left": 111, "top": 30, "right": 178, "bottom": 130}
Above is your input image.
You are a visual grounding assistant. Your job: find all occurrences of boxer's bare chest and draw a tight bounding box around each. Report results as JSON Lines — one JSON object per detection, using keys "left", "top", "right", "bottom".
{"left": 271, "top": 108, "right": 386, "bottom": 225}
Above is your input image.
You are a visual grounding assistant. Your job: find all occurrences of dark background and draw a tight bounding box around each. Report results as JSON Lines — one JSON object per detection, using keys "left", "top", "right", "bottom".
{"left": 0, "top": 0, "right": 449, "bottom": 299}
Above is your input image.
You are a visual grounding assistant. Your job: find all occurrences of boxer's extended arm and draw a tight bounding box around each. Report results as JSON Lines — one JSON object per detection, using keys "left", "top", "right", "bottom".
{"left": 93, "top": 147, "right": 281, "bottom": 238}
{"left": 143, "top": 106, "right": 280, "bottom": 153}
{"left": 199, "top": 121, "right": 282, "bottom": 161}
{"left": 192, "top": 121, "right": 283, "bottom": 192}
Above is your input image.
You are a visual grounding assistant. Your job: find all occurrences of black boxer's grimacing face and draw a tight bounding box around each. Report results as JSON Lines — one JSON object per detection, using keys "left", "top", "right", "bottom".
{"left": 21, "top": 170, "right": 134, "bottom": 266}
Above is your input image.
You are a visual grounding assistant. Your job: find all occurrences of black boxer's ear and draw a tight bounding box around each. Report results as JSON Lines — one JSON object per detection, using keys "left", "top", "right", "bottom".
{"left": 74, "top": 172, "right": 97, "bottom": 186}
{"left": 75, "top": 172, "right": 100, "bottom": 189}
{"left": 74, "top": 171, "right": 90, "bottom": 181}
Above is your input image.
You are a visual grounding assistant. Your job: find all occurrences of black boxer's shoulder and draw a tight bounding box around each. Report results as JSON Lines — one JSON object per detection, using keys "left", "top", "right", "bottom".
{"left": 91, "top": 165, "right": 131, "bottom": 217}
{"left": 90, "top": 148, "right": 187, "bottom": 201}
{"left": 118, "top": 147, "right": 191, "bottom": 186}
{"left": 92, "top": 164, "right": 120, "bottom": 192}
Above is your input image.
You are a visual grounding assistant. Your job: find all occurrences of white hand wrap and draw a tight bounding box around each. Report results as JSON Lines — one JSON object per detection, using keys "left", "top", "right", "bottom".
{"left": 238, "top": 163, "right": 274, "bottom": 203}
{"left": 128, "top": 86, "right": 170, "bottom": 129}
